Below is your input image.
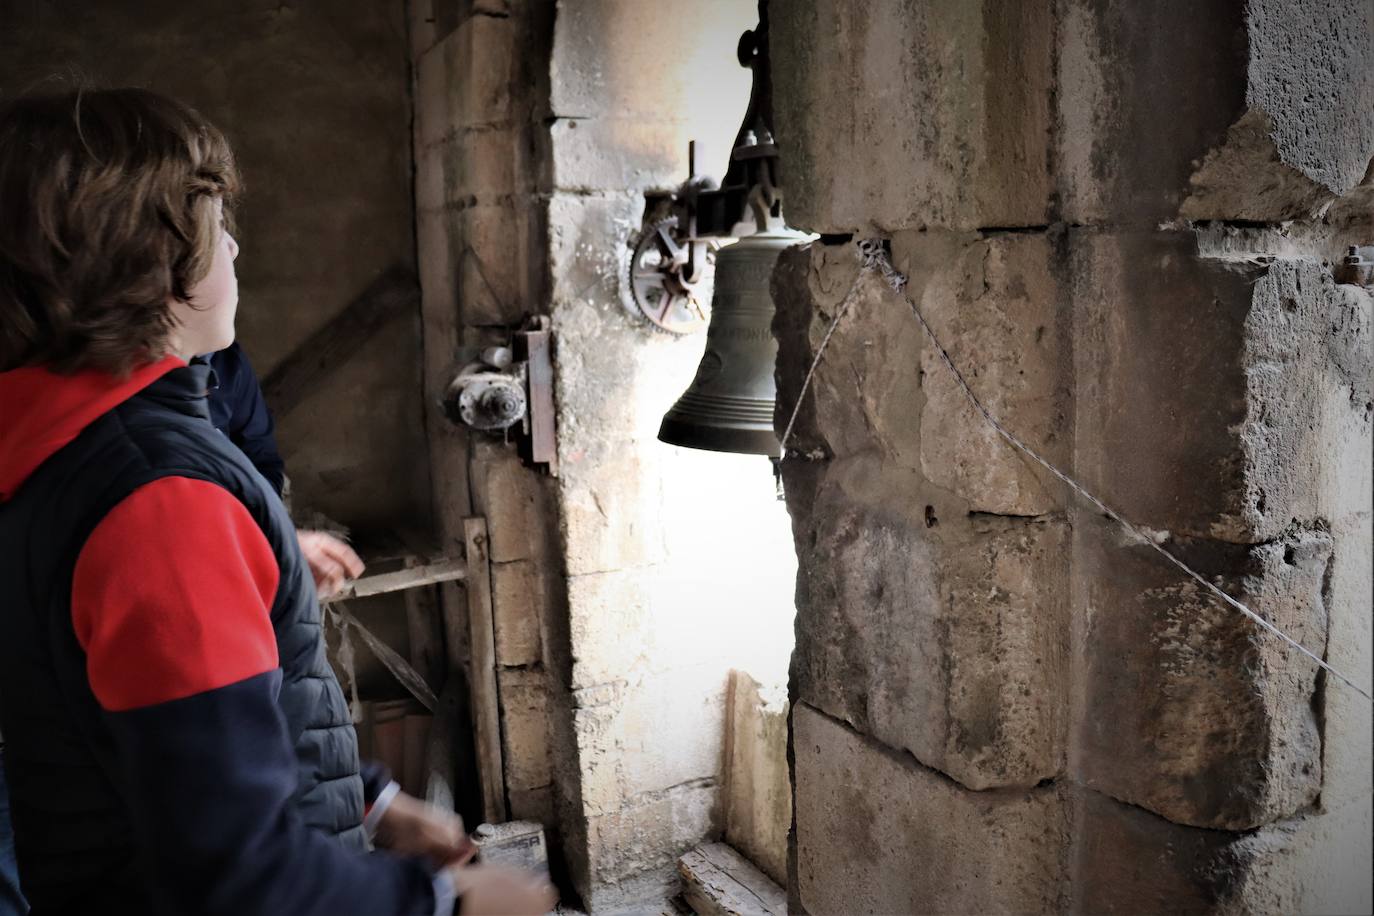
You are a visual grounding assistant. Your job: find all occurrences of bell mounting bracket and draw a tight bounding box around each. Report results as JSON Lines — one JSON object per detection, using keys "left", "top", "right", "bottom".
{"left": 625, "top": 0, "right": 783, "bottom": 335}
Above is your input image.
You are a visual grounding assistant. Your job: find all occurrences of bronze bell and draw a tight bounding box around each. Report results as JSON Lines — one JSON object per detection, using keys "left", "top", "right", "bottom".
{"left": 658, "top": 230, "right": 809, "bottom": 455}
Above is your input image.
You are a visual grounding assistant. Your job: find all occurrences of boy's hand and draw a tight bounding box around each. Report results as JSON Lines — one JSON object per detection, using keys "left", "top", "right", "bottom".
{"left": 296, "top": 530, "right": 364, "bottom": 598}
{"left": 372, "top": 791, "right": 476, "bottom": 868}
{"left": 451, "top": 863, "right": 556, "bottom": 915}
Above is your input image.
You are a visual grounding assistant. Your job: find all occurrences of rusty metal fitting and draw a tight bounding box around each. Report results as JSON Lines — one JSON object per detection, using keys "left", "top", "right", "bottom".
{"left": 1334, "top": 245, "right": 1374, "bottom": 288}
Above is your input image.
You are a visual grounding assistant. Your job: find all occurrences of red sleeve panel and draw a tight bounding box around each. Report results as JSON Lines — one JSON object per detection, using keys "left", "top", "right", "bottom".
{"left": 71, "top": 476, "right": 280, "bottom": 712}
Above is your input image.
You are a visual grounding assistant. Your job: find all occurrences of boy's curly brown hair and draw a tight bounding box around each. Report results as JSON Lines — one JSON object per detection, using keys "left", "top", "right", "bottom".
{"left": 0, "top": 87, "right": 240, "bottom": 375}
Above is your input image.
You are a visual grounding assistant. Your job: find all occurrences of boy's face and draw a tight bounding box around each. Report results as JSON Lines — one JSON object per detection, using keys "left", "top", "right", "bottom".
{"left": 171, "top": 198, "right": 239, "bottom": 358}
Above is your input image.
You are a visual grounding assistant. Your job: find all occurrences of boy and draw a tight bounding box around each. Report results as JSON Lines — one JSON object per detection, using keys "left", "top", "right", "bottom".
{"left": 0, "top": 88, "right": 553, "bottom": 916}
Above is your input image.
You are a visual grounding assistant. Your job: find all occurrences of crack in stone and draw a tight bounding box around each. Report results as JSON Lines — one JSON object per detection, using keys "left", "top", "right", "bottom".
{"left": 967, "top": 509, "right": 1067, "bottom": 523}
{"left": 611, "top": 776, "right": 717, "bottom": 813}
{"left": 800, "top": 702, "right": 1063, "bottom": 797}
{"left": 1079, "top": 783, "right": 1262, "bottom": 837}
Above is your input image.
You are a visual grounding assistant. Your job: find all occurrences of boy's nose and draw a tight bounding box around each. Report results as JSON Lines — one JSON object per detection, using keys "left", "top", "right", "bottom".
{"left": 227, "top": 233, "right": 240, "bottom": 260}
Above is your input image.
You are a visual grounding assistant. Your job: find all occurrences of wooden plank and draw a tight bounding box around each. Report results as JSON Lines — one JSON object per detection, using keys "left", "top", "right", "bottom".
{"left": 678, "top": 843, "right": 786, "bottom": 916}
{"left": 261, "top": 266, "right": 419, "bottom": 418}
{"left": 464, "top": 516, "right": 508, "bottom": 824}
{"left": 334, "top": 602, "right": 439, "bottom": 712}
{"left": 344, "top": 558, "right": 466, "bottom": 599}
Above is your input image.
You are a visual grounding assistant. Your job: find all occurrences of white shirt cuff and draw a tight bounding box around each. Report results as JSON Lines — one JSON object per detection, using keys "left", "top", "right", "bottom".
{"left": 363, "top": 780, "right": 401, "bottom": 839}
{"left": 432, "top": 869, "right": 457, "bottom": 916}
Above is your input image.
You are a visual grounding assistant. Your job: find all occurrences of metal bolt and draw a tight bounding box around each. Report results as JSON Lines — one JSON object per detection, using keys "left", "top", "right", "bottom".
{"left": 482, "top": 387, "right": 522, "bottom": 421}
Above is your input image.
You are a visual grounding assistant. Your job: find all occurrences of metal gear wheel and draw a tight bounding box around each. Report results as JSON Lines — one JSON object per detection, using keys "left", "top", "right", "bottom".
{"left": 627, "top": 216, "right": 716, "bottom": 334}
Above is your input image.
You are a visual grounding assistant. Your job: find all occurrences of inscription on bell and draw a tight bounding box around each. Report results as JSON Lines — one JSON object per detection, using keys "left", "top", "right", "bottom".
{"left": 716, "top": 258, "right": 779, "bottom": 289}
{"left": 707, "top": 325, "right": 775, "bottom": 343}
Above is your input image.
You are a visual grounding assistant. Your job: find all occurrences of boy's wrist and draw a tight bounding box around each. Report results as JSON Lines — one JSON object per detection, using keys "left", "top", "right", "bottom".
{"left": 362, "top": 780, "right": 401, "bottom": 839}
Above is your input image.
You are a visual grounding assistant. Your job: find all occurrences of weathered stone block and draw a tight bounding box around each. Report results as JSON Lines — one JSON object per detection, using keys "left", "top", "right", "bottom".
{"left": 414, "top": 203, "right": 529, "bottom": 329}
{"left": 558, "top": 451, "right": 667, "bottom": 579}
{"left": 777, "top": 230, "right": 1071, "bottom": 513}
{"left": 1074, "top": 787, "right": 1373, "bottom": 916}
{"left": 498, "top": 667, "right": 552, "bottom": 793}
{"left": 793, "top": 704, "right": 1068, "bottom": 916}
{"left": 1072, "top": 232, "right": 1371, "bottom": 543}
{"left": 574, "top": 665, "right": 726, "bottom": 817}
{"left": 1057, "top": 0, "right": 1374, "bottom": 224}
{"left": 455, "top": 204, "right": 529, "bottom": 326}
{"left": 771, "top": 0, "right": 1053, "bottom": 233}
{"left": 770, "top": 241, "right": 925, "bottom": 464}
{"left": 417, "top": 127, "right": 522, "bottom": 207}
{"left": 549, "top": 117, "right": 683, "bottom": 193}
{"left": 491, "top": 558, "right": 544, "bottom": 667}
{"left": 583, "top": 781, "right": 718, "bottom": 910}
{"left": 545, "top": 193, "right": 704, "bottom": 451}
{"left": 1243, "top": 0, "right": 1374, "bottom": 199}
{"left": 1073, "top": 786, "right": 1262, "bottom": 915}
{"left": 508, "top": 784, "right": 554, "bottom": 829}
{"left": 546, "top": 192, "right": 641, "bottom": 314}
{"left": 1243, "top": 265, "right": 1372, "bottom": 536}
{"left": 898, "top": 230, "right": 1071, "bottom": 516}
{"left": 1179, "top": 110, "right": 1341, "bottom": 223}
{"left": 1076, "top": 520, "right": 1329, "bottom": 830}
{"left": 471, "top": 443, "right": 550, "bottom": 564}
{"left": 1183, "top": 0, "right": 1374, "bottom": 221}
{"left": 549, "top": 190, "right": 745, "bottom": 578}
{"left": 415, "top": 13, "right": 515, "bottom": 147}
{"left": 565, "top": 569, "right": 657, "bottom": 690}
{"left": 792, "top": 458, "right": 1069, "bottom": 790}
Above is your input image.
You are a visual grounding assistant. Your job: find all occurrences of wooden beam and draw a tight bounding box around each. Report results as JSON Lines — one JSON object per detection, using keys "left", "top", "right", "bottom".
{"left": 261, "top": 266, "right": 420, "bottom": 418}
{"left": 342, "top": 558, "right": 466, "bottom": 600}
{"left": 679, "top": 844, "right": 786, "bottom": 916}
{"left": 463, "top": 516, "right": 508, "bottom": 824}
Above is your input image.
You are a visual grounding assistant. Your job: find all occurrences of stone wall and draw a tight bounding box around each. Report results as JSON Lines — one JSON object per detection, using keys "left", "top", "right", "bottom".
{"left": 772, "top": 1, "right": 1372, "bottom": 913}
{"left": 409, "top": 0, "right": 565, "bottom": 850}
{"left": 544, "top": 3, "right": 799, "bottom": 909}
{"left": 412, "top": 1, "right": 799, "bottom": 910}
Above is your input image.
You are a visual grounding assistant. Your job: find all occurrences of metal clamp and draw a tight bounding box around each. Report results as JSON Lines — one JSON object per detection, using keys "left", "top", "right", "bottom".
{"left": 443, "top": 317, "right": 558, "bottom": 475}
